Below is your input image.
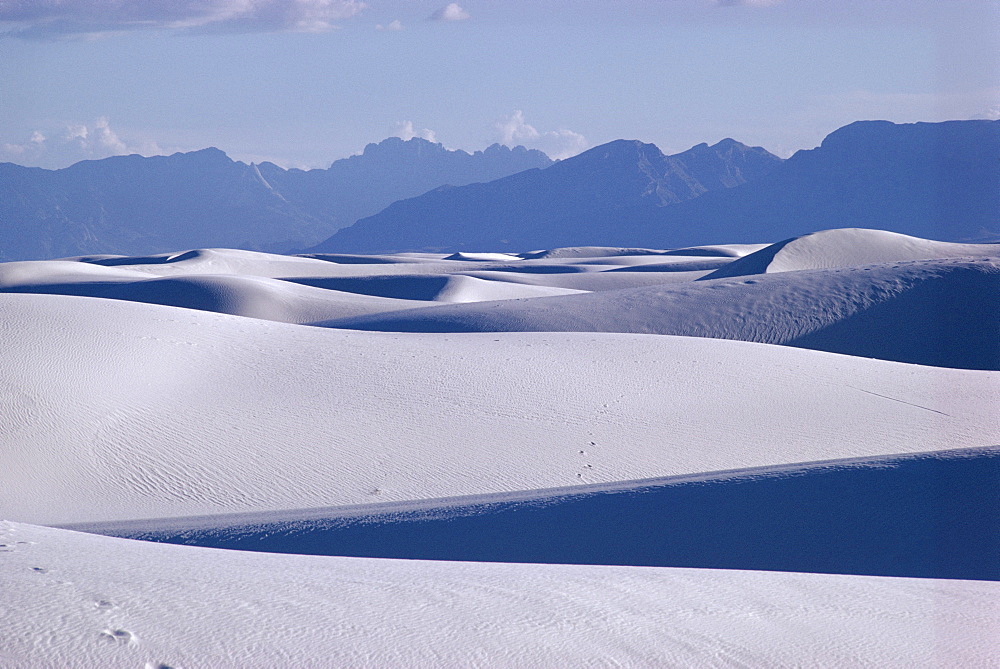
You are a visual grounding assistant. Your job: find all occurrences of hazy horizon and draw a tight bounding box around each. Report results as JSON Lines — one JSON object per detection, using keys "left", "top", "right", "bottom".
{"left": 2, "top": 0, "right": 997, "bottom": 170}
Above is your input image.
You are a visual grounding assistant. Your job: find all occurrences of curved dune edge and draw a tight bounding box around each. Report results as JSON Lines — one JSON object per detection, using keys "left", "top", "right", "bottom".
{"left": 69, "top": 445, "right": 998, "bottom": 536}
{"left": 1, "top": 291, "right": 997, "bottom": 526}
{"left": 72, "top": 447, "right": 1000, "bottom": 581}
{"left": 704, "top": 227, "right": 1000, "bottom": 278}
{"left": 2, "top": 521, "right": 999, "bottom": 668}
{"left": 317, "top": 256, "right": 1000, "bottom": 370}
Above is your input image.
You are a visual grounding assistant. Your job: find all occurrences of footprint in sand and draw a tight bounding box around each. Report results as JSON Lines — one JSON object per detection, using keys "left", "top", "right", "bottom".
{"left": 31, "top": 566, "right": 48, "bottom": 573}
{"left": 94, "top": 600, "right": 115, "bottom": 611}
{"left": 100, "top": 628, "right": 136, "bottom": 645}
{"left": 0, "top": 541, "right": 35, "bottom": 553}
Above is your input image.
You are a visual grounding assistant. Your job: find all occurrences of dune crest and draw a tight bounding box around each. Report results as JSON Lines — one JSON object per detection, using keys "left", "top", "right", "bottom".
{"left": 704, "top": 227, "right": 999, "bottom": 278}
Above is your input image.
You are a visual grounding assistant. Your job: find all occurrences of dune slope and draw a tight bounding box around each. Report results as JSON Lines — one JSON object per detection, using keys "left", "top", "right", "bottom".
{"left": 1, "top": 292, "right": 997, "bottom": 526}
{"left": 2, "top": 521, "right": 998, "bottom": 668}
{"left": 705, "top": 227, "right": 1000, "bottom": 278}
{"left": 320, "top": 256, "right": 1000, "bottom": 369}
{"left": 78, "top": 447, "right": 1000, "bottom": 581}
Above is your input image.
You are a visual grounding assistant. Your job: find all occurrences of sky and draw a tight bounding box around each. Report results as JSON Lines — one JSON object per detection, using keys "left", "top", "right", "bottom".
{"left": 1, "top": 0, "right": 998, "bottom": 169}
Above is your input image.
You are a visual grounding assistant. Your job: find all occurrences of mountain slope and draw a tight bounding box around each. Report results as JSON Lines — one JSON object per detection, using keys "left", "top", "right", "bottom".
{"left": 0, "top": 139, "right": 552, "bottom": 261}
{"left": 309, "top": 138, "right": 783, "bottom": 253}
{"left": 631, "top": 119, "right": 1000, "bottom": 247}
{"left": 314, "top": 120, "right": 1000, "bottom": 253}
{"left": 0, "top": 148, "right": 323, "bottom": 260}
{"left": 259, "top": 139, "right": 552, "bottom": 233}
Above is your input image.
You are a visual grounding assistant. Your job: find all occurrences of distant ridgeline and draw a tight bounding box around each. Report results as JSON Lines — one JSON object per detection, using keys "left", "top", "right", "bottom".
{"left": 0, "top": 138, "right": 552, "bottom": 261}
{"left": 313, "top": 120, "right": 1000, "bottom": 253}
{"left": 2, "top": 120, "right": 998, "bottom": 260}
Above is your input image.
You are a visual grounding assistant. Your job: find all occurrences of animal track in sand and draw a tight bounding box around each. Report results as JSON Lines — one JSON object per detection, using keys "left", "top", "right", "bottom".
{"left": 94, "top": 599, "right": 115, "bottom": 611}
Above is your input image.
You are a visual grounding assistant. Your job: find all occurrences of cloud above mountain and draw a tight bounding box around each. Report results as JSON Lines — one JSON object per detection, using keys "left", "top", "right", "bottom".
{"left": 392, "top": 121, "right": 437, "bottom": 143}
{"left": 0, "top": 0, "right": 366, "bottom": 38}
{"left": 1, "top": 117, "right": 163, "bottom": 167}
{"left": 495, "top": 110, "right": 587, "bottom": 160}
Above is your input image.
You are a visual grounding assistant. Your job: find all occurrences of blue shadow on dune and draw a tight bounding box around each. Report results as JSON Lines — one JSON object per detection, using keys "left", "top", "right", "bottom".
{"left": 83, "top": 448, "right": 1000, "bottom": 580}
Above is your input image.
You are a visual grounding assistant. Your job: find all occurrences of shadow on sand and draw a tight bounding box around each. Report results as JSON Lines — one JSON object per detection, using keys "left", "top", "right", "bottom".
{"left": 81, "top": 447, "right": 1000, "bottom": 580}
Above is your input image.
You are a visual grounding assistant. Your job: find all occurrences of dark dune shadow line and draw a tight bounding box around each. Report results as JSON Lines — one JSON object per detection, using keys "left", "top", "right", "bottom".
{"left": 286, "top": 275, "right": 452, "bottom": 300}
{"left": 88, "top": 250, "right": 201, "bottom": 266}
{"left": 80, "top": 448, "right": 1000, "bottom": 580}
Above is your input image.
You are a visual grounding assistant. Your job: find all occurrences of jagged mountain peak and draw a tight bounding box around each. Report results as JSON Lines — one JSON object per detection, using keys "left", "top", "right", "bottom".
{"left": 359, "top": 136, "right": 445, "bottom": 158}
{"left": 312, "top": 135, "right": 786, "bottom": 253}
{"left": 313, "top": 120, "right": 997, "bottom": 254}
{"left": 354, "top": 136, "right": 550, "bottom": 165}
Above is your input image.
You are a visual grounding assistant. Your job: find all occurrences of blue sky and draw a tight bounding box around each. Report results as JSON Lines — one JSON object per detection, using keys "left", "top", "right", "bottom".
{"left": 2, "top": 0, "right": 997, "bottom": 168}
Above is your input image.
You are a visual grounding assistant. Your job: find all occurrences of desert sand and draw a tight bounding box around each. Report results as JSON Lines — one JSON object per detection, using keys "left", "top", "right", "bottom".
{"left": 1, "top": 228, "right": 997, "bottom": 666}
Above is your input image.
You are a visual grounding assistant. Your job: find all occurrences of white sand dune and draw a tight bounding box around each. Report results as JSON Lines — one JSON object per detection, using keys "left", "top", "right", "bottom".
{"left": 2, "top": 250, "right": 591, "bottom": 322}
{"left": 0, "top": 272, "right": 429, "bottom": 324}
{"left": 77, "top": 247, "right": 354, "bottom": 277}
{"left": 1, "top": 291, "right": 996, "bottom": 526}
{"left": 73, "top": 248, "right": 501, "bottom": 279}
{"left": 2, "top": 521, "right": 997, "bottom": 669}
{"left": 599, "top": 256, "right": 735, "bottom": 269}
{"left": 0, "top": 270, "right": 583, "bottom": 323}
{"left": 0, "top": 259, "right": 155, "bottom": 287}
{"left": 321, "top": 256, "right": 1000, "bottom": 369}
{"left": 3, "top": 227, "right": 998, "bottom": 666}
{"left": 443, "top": 251, "right": 523, "bottom": 261}
{"left": 72, "top": 246, "right": 669, "bottom": 281}
{"left": 519, "top": 246, "right": 677, "bottom": 259}
{"left": 706, "top": 227, "right": 1000, "bottom": 278}
{"left": 287, "top": 273, "right": 586, "bottom": 303}
{"left": 75, "top": 446, "right": 999, "bottom": 581}
{"left": 303, "top": 251, "right": 453, "bottom": 264}
{"left": 519, "top": 244, "right": 767, "bottom": 259}
{"left": 461, "top": 267, "right": 720, "bottom": 289}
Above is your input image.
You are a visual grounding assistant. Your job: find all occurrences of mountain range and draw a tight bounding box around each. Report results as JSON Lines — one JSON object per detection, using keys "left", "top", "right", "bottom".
{"left": 308, "top": 137, "right": 783, "bottom": 253}
{"left": 2, "top": 120, "right": 997, "bottom": 261}
{"left": 315, "top": 120, "right": 1000, "bottom": 253}
{"left": 0, "top": 139, "right": 551, "bottom": 261}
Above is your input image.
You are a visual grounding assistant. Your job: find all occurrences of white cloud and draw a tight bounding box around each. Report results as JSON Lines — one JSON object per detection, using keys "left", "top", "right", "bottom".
{"left": 392, "top": 121, "right": 437, "bottom": 143}
{"left": 494, "top": 110, "right": 588, "bottom": 160}
{"left": 496, "top": 110, "right": 539, "bottom": 144}
{"left": 972, "top": 106, "right": 1000, "bottom": 121}
{"left": 0, "top": 0, "right": 367, "bottom": 39}
{"left": 93, "top": 116, "right": 129, "bottom": 153}
{"left": 428, "top": 3, "right": 470, "bottom": 22}
{"left": 0, "top": 118, "right": 164, "bottom": 168}
{"left": 64, "top": 124, "right": 88, "bottom": 142}
{"left": 376, "top": 19, "right": 402, "bottom": 31}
